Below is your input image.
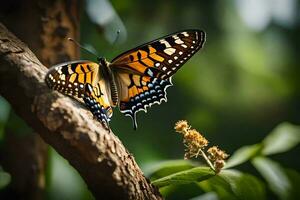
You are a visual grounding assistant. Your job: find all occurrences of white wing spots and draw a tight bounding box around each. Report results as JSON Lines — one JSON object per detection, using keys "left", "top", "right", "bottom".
{"left": 173, "top": 34, "right": 184, "bottom": 44}
{"left": 74, "top": 82, "right": 78, "bottom": 86}
{"left": 57, "top": 80, "right": 60, "bottom": 84}
{"left": 162, "top": 66, "right": 167, "bottom": 71}
{"left": 168, "top": 59, "right": 173, "bottom": 64}
{"left": 62, "top": 81, "right": 65, "bottom": 85}
{"left": 192, "top": 41, "right": 196, "bottom": 44}
{"left": 174, "top": 56, "right": 178, "bottom": 60}
{"left": 191, "top": 46, "right": 194, "bottom": 49}
{"left": 167, "top": 71, "right": 172, "bottom": 75}
{"left": 175, "top": 63, "right": 180, "bottom": 67}
{"left": 68, "top": 84, "right": 72, "bottom": 88}
{"left": 181, "top": 44, "right": 187, "bottom": 48}
{"left": 172, "top": 67, "right": 177, "bottom": 70}
{"left": 60, "top": 74, "right": 66, "bottom": 81}
{"left": 182, "top": 32, "right": 189, "bottom": 37}
{"left": 164, "top": 47, "right": 176, "bottom": 55}
{"left": 155, "top": 63, "right": 160, "bottom": 67}
{"left": 68, "top": 66, "right": 73, "bottom": 74}
{"left": 159, "top": 39, "right": 171, "bottom": 48}
{"left": 175, "top": 39, "right": 184, "bottom": 44}
{"left": 146, "top": 68, "right": 154, "bottom": 76}
{"left": 57, "top": 67, "right": 63, "bottom": 74}
{"left": 80, "top": 84, "right": 84, "bottom": 89}
{"left": 179, "top": 51, "right": 183, "bottom": 55}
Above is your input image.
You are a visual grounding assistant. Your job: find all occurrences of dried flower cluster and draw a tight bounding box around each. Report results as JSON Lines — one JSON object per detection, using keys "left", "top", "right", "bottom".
{"left": 175, "top": 120, "right": 229, "bottom": 173}
{"left": 207, "top": 146, "right": 229, "bottom": 173}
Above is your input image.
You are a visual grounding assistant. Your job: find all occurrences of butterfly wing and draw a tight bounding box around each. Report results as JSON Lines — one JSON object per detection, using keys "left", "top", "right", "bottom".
{"left": 112, "top": 30, "right": 206, "bottom": 128}
{"left": 111, "top": 30, "right": 205, "bottom": 79}
{"left": 45, "top": 60, "right": 113, "bottom": 129}
{"left": 115, "top": 73, "right": 172, "bottom": 129}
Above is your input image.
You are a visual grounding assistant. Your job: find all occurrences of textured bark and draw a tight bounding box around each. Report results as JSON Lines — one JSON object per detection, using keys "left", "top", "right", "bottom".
{"left": 0, "top": 23, "right": 162, "bottom": 200}
{"left": 0, "top": 1, "right": 80, "bottom": 199}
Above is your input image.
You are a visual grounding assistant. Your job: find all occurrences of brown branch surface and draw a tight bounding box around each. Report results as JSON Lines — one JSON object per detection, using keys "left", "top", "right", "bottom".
{"left": 0, "top": 23, "right": 162, "bottom": 200}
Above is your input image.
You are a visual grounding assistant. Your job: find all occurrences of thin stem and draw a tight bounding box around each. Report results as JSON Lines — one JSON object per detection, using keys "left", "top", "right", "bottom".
{"left": 200, "top": 149, "right": 215, "bottom": 172}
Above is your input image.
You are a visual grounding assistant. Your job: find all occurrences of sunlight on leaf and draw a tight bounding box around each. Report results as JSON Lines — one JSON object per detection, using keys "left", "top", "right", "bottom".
{"left": 252, "top": 157, "right": 291, "bottom": 200}
{"left": 220, "top": 170, "right": 265, "bottom": 200}
{"left": 225, "top": 144, "right": 262, "bottom": 168}
{"left": 262, "top": 122, "right": 300, "bottom": 155}
{"left": 189, "top": 192, "right": 219, "bottom": 200}
{"left": 151, "top": 167, "right": 215, "bottom": 188}
{"left": 199, "top": 170, "right": 265, "bottom": 200}
{"left": 144, "top": 159, "right": 196, "bottom": 180}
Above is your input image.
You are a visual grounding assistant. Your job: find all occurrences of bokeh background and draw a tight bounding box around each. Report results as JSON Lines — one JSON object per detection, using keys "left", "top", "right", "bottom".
{"left": 0, "top": 0, "right": 299, "bottom": 199}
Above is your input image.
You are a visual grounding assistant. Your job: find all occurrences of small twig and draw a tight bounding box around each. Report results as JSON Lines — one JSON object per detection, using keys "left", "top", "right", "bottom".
{"left": 200, "top": 149, "right": 215, "bottom": 171}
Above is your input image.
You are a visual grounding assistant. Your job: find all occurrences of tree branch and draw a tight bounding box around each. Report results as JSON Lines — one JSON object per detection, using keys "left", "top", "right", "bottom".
{"left": 0, "top": 23, "right": 162, "bottom": 200}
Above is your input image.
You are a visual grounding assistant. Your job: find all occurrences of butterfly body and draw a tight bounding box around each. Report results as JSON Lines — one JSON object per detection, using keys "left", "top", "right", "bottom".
{"left": 45, "top": 30, "right": 206, "bottom": 129}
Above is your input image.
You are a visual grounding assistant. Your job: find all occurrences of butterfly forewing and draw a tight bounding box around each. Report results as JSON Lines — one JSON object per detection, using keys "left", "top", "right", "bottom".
{"left": 111, "top": 30, "right": 205, "bottom": 79}
{"left": 45, "top": 60, "right": 100, "bottom": 98}
{"left": 112, "top": 30, "right": 205, "bottom": 128}
{"left": 45, "top": 60, "right": 113, "bottom": 129}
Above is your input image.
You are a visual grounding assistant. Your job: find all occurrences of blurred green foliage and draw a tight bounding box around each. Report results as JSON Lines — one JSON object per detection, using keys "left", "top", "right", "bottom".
{"left": 0, "top": 0, "right": 299, "bottom": 199}
{"left": 148, "top": 122, "right": 300, "bottom": 199}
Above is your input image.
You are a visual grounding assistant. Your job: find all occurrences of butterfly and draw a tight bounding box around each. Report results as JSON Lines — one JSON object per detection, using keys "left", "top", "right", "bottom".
{"left": 45, "top": 30, "right": 206, "bottom": 130}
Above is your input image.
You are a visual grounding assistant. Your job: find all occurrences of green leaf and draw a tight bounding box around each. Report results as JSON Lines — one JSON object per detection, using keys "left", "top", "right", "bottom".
{"left": 144, "top": 159, "right": 196, "bottom": 180}
{"left": 221, "top": 170, "right": 265, "bottom": 200}
{"left": 225, "top": 144, "right": 262, "bottom": 168}
{"left": 252, "top": 157, "right": 291, "bottom": 200}
{"left": 151, "top": 166, "right": 215, "bottom": 188}
{"left": 159, "top": 183, "right": 205, "bottom": 200}
{"left": 285, "top": 168, "right": 300, "bottom": 200}
{"left": 189, "top": 192, "right": 219, "bottom": 200}
{"left": 198, "top": 172, "right": 237, "bottom": 200}
{"left": 0, "top": 169, "right": 11, "bottom": 189}
{"left": 262, "top": 122, "right": 300, "bottom": 155}
{"left": 0, "top": 96, "right": 10, "bottom": 140}
{"left": 199, "top": 170, "right": 265, "bottom": 200}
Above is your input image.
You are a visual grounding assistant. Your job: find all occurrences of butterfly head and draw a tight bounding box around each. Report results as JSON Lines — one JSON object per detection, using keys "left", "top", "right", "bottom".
{"left": 98, "top": 57, "right": 110, "bottom": 68}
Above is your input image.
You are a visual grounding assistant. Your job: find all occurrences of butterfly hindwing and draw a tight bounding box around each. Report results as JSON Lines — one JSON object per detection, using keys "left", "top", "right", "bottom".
{"left": 45, "top": 60, "right": 113, "bottom": 129}
{"left": 116, "top": 73, "right": 172, "bottom": 129}
{"left": 111, "top": 30, "right": 205, "bottom": 79}
{"left": 83, "top": 82, "right": 113, "bottom": 129}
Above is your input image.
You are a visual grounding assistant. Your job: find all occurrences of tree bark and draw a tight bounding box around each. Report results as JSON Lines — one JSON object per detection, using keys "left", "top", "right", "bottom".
{"left": 0, "top": 23, "right": 162, "bottom": 200}
{"left": 0, "top": 1, "right": 80, "bottom": 199}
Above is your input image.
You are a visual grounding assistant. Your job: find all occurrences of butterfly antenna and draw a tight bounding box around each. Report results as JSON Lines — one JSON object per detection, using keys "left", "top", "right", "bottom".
{"left": 68, "top": 38, "right": 101, "bottom": 60}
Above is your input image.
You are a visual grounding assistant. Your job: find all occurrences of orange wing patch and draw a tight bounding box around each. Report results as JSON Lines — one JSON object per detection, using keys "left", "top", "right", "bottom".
{"left": 111, "top": 30, "right": 205, "bottom": 80}
{"left": 116, "top": 72, "right": 172, "bottom": 129}
{"left": 45, "top": 61, "right": 100, "bottom": 98}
